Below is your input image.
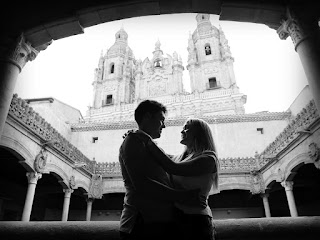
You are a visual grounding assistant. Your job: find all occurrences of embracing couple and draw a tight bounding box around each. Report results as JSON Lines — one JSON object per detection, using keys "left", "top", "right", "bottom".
{"left": 119, "top": 99, "right": 219, "bottom": 240}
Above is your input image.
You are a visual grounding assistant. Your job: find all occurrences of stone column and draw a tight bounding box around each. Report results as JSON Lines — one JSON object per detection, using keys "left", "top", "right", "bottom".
{"left": 86, "top": 198, "right": 94, "bottom": 221}
{"left": 260, "top": 193, "right": 271, "bottom": 218}
{"left": 61, "top": 189, "right": 73, "bottom": 221}
{"left": 281, "top": 181, "right": 298, "bottom": 217}
{"left": 21, "top": 172, "right": 42, "bottom": 221}
{"left": 277, "top": 9, "right": 320, "bottom": 112}
{"left": 0, "top": 34, "right": 38, "bottom": 136}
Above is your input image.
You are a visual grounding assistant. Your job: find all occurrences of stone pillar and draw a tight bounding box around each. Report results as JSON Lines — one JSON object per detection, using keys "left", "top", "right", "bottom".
{"left": 86, "top": 198, "right": 94, "bottom": 221}
{"left": 61, "top": 189, "right": 73, "bottom": 221}
{"left": 21, "top": 172, "right": 42, "bottom": 221}
{"left": 260, "top": 193, "right": 271, "bottom": 218}
{"left": 277, "top": 9, "right": 320, "bottom": 112}
{"left": 0, "top": 34, "right": 38, "bottom": 136}
{"left": 281, "top": 181, "right": 298, "bottom": 217}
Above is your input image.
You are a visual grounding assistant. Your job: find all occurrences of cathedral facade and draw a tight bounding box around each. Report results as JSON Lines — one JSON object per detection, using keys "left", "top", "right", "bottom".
{"left": 86, "top": 14, "right": 246, "bottom": 123}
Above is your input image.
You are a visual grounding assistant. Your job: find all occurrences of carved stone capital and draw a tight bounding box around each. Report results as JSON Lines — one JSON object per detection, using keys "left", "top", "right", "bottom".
{"left": 0, "top": 34, "right": 39, "bottom": 72}
{"left": 26, "top": 172, "right": 42, "bottom": 184}
{"left": 260, "top": 193, "right": 269, "bottom": 199}
{"left": 277, "top": 9, "right": 309, "bottom": 51}
{"left": 281, "top": 181, "right": 294, "bottom": 191}
{"left": 63, "top": 188, "right": 74, "bottom": 196}
{"left": 86, "top": 198, "right": 95, "bottom": 203}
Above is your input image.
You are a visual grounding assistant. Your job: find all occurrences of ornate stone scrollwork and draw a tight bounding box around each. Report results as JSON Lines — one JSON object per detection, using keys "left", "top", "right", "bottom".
{"left": 308, "top": 142, "right": 320, "bottom": 169}
{"left": 69, "top": 175, "right": 76, "bottom": 189}
{"left": 276, "top": 168, "right": 285, "bottom": 182}
{"left": 0, "top": 34, "right": 39, "bottom": 72}
{"left": 88, "top": 174, "right": 103, "bottom": 199}
{"left": 34, "top": 148, "right": 48, "bottom": 173}
{"left": 250, "top": 170, "right": 265, "bottom": 194}
{"left": 277, "top": 9, "right": 308, "bottom": 50}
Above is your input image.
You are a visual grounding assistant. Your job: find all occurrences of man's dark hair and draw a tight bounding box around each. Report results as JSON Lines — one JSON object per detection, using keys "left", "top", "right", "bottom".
{"left": 134, "top": 100, "right": 167, "bottom": 125}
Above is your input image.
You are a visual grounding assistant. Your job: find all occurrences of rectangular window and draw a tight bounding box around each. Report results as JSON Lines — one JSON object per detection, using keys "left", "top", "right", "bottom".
{"left": 208, "top": 77, "right": 217, "bottom": 89}
{"left": 257, "top": 128, "right": 264, "bottom": 134}
{"left": 106, "top": 95, "right": 113, "bottom": 105}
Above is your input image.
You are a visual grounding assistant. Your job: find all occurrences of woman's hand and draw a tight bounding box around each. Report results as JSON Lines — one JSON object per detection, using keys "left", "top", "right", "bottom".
{"left": 134, "top": 130, "right": 153, "bottom": 145}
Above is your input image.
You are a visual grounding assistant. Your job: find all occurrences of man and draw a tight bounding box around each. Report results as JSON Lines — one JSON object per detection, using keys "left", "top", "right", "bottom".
{"left": 119, "top": 99, "right": 201, "bottom": 240}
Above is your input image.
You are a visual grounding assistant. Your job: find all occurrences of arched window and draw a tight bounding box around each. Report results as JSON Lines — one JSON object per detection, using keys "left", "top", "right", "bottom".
{"left": 154, "top": 59, "right": 162, "bottom": 68}
{"left": 110, "top": 63, "right": 115, "bottom": 74}
{"left": 205, "top": 44, "right": 211, "bottom": 55}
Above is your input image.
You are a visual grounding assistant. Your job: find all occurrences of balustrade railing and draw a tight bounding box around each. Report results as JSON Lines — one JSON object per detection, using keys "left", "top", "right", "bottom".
{"left": 8, "top": 94, "right": 95, "bottom": 173}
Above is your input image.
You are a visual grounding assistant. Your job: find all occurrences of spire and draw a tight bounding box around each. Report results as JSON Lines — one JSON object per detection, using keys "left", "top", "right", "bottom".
{"left": 155, "top": 39, "right": 161, "bottom": 51}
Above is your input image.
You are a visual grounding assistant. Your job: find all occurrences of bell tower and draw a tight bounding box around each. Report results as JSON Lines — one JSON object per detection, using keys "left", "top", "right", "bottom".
{"left": 92, "top": 27, "right": 135, "bottom": 109}
{"left": 187, "top": 14, "right": 237, "bottom": 93}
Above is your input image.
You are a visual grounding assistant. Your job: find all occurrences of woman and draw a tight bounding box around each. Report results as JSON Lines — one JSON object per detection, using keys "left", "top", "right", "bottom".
{"left": 135, "top": 118, "right": 219, "bottom": 240}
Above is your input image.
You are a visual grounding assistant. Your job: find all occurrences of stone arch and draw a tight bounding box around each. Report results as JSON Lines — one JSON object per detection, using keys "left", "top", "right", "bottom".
{"left": 219, "top": 182, "right": 252, "bottom": 192}
{"left": 265, "top": 152, "right": 311, "bottom": 186}
{"left": 0, "top": 135, "right": 35, "bottom": 172}
{"left": 75, "top": 179, "right": 89, "bottom": 192}
{"left": 45, "top": 163, "right": 69, "bottom": 188}
{"left": 284, "top": 152, "right": 311, "bottom": 181}
{"left": 265, "top": 173, "right": 281, "bottom": 187}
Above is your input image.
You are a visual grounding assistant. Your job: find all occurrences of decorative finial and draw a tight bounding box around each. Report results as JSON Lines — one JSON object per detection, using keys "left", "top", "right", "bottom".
{"left": 155, "top": 39, "right": 161, "bottom": 50}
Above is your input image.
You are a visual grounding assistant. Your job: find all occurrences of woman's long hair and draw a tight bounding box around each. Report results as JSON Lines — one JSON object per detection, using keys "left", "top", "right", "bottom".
{"left": 175, "top": 118, "right": 220, "bottom": 180}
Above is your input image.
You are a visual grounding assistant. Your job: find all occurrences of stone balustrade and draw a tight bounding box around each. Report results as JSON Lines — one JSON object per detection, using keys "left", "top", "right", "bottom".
{"left": 8, "top": 94, "right": 95, "bottom": 173}
{"left": 258, "top": 100, "right": 319, "bottom": 168}
{"left": 0, "top": 217, "right": 319, "bottom": 239}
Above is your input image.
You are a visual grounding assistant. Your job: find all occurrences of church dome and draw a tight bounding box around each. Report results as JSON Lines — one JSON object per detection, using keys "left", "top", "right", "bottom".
{"left": 192, "top": 14, "right": 219, "bottom": 41}
{"left": 106, "top": 27, "right": 133, "bottom": 58}
{"left": 115, "top": 27, "right": 128, "bottom": 42}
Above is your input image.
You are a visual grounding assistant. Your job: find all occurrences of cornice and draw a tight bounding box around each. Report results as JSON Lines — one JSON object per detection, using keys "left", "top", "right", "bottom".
{"left": 71, "top": 112, "right": 291, "bottom": 132}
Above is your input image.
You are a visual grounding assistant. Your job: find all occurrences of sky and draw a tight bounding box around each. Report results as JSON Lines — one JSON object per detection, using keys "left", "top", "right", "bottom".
{"left": 14, "top": 13, "right": 308, "bottom": 117}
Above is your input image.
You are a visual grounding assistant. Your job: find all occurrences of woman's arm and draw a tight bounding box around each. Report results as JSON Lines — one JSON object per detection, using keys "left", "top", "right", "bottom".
{"left": 133, "top": 131, "right": 217, "bottom": 176}
{"left": 148, "top": 140, "right": 217, "bottom": 176}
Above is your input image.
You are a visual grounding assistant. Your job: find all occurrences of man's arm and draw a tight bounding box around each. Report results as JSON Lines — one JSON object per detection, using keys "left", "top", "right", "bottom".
{"left": 121, "top": 133, "right": 200, "bottom": 203}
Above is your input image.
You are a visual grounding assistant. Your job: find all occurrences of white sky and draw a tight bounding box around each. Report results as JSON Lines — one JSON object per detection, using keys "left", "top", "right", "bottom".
{"left": 14, "top": 13, "right": 308, "bottom": 116}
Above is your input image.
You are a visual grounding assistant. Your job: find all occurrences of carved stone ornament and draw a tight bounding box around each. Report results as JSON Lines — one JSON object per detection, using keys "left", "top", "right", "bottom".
{"left": 308, "top": 142, "right": 320, "bottom": 169}
{"left": 250, "top": 170, "right": 265, "bottom": 194}
{"left": 69, "top": 175, "right": 76, "bottom": 189}
{"left": 34, "top": 148, "right": 48, "bottom": 173}
{"left": 277, "top": 9, "right": 308, "bottom": 50}
{"left": 277, "top": 168, "right": 285, "bottom": 182}
{"left": 0, "top": 34, "right": 39, "bottom": 72}
{"left": 88, "top": 174, "right": 103, "bottom": 199}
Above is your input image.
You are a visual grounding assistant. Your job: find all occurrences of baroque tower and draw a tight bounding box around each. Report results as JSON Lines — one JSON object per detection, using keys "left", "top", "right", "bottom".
{"left": 92, "top": 27, "right": 135, "bottom": 109}
{"left": 187, "top": 14, "right": 237, "bottom": 92}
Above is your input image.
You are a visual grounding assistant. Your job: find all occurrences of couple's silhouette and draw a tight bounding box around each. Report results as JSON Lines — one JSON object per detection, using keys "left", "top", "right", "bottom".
{"left": 119, "top": 99, "right": 219, "bottom": 240}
